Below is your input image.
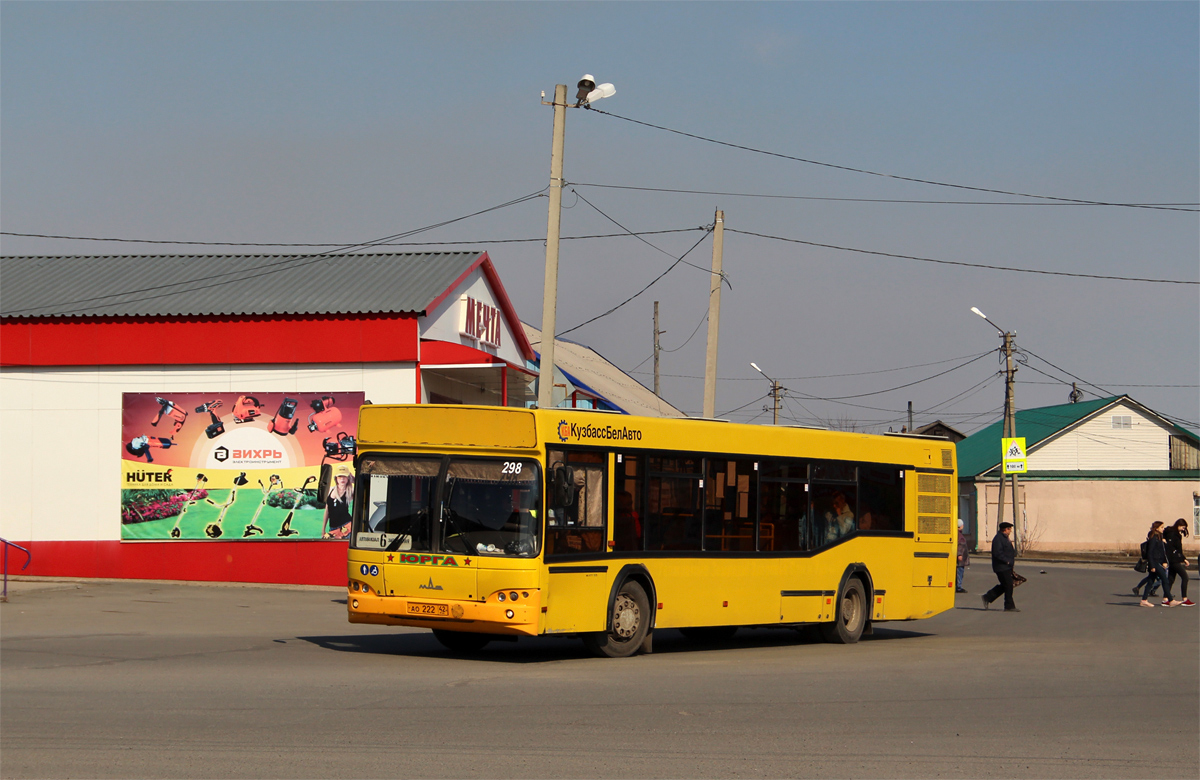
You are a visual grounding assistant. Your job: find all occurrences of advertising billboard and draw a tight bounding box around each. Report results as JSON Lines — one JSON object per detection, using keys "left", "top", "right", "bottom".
{"left": 120, "top": 392, "right": 362, "bottom": 541}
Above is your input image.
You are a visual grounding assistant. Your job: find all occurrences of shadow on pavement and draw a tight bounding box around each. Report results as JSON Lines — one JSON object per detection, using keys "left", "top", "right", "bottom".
{"left": 296, "top": 624, "right": 934, "bottom": 662}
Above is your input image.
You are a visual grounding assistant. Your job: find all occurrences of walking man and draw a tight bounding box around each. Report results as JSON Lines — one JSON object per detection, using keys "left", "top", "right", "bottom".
{"left": 982, "top": 521, "right": 1019, "bottom": 612}
{"left": 955, "top": 517, "right": 970, "bottom": 593}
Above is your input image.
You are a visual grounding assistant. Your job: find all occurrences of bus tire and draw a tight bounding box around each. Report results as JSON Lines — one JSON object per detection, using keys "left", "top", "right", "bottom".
{"left": 679, "top": 626, "right": 738, "bottom": 643}
{"left": 582, "top": 580, "right": 650, "bottom": 658}
{"left": 819, "top": 577, "right": 867, "bottom": 644}
{"left": 432, "top": 629, "right": 491, "bottom": 653}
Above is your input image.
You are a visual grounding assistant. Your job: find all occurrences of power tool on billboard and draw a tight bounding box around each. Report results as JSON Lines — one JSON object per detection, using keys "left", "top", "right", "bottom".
{"left": 126, "top": 435, "right": 175, "bottom": 463}
{"left": 306, "top": 395, "right": 342, "bottom": 433}
{"left": 170, "top": 474, "right": 209, "bottom": 539}
{"left": 231, "top": 395, "right": 263, "bottom": 424}
{"left": 151, "top": 397, "right": 188, "bottom": 435}
{"left": 322, "top": 432, "right": 356, "bottom": 465}
{"left": 204, "top": 487, "right": 240, "bottom": 539}
{"left": 276, "top": 475, "right": 317, "bottom": 537}
{"left": 242, "top": 474, "right": 283, "bottom": 538}
{"left": 269, "top": 398, "right": 300, "bottom": 436}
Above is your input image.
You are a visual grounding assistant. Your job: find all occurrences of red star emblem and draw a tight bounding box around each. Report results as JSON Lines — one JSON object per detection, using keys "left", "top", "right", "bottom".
{"left": 464, "top": 558, "right": 472, "bottom": 566}
{"left": 386, "top": 554, "right": 394, "bottom": 562}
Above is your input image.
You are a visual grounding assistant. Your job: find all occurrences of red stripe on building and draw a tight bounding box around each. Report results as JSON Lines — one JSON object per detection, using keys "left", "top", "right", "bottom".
{"left": 0, "top": 314, "right": 419, "bottom": 366}
{"left": 8, "top": 540, "right": 349, "bottom": 586}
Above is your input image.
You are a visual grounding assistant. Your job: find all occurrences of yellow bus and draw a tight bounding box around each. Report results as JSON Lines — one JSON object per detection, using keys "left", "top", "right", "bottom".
{"left": 335, "top": 405, "right": 957, "bottom": 657}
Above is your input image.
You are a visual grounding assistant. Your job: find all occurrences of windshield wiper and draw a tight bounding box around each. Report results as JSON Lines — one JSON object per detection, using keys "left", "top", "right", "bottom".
{"left": 383, "top": 509, "right": 426, "bottom": 552}
{"left": 440, "top": 475, "right": 475, "bottom": 553}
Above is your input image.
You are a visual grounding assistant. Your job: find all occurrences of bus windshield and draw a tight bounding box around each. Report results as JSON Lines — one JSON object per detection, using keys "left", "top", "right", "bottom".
{"left": 441, "top": 459, "right": 541, "bottom": 557}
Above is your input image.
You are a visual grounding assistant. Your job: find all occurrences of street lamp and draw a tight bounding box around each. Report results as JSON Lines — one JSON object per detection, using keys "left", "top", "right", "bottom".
{"left": 536, "top": 77, "right": 615, "bottom": 410}
{"left": 751, "top": 362, "right": 782, "bottom": 425}
{"left": 970, "top": 306, "right": 1022, "bottom": 551}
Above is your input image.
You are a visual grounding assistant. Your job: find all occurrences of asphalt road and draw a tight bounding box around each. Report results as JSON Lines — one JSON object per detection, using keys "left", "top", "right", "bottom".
{"left": 2, "top": 564, "right": 1197, "bottom": 779}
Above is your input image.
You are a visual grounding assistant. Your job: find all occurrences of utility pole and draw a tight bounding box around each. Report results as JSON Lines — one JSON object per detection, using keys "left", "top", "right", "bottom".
{"left": 972, "top": 307, "right": 1021, "bottom": 551}
{"left": 750, "top": 362, "right": 782, "bottom": 425}
{"left": 907, "top": 401, "right": 914, "bottom": 433}
{"left": 1002, "top": 330, "right": 1022, "bottom": 550}
{"left": 537, "top": 84, "right": 567, "bottom": 410}
{"left": 653, "top": 301, "right": 664, "bottom": 396}
{"left": 702, "top": 209, "right": 724, "bottom": 418}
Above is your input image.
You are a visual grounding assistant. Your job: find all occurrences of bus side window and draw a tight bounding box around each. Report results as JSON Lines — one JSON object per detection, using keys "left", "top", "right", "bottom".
{"left": 759, "top": 460, "right": 810, "bottom": 551}
{"left": 859, "top": 466, "right": 903, "bottom": 532}
{"left": 646, "top": 457, "right": 702, "bottom": 551}
{"left": 704, "top": 458, "right": 757, "bottom": 551}
{"left": 614, "top": 454, "right": 644, "bottom": 552}
{"left": 546, "top": 450, "right": 606, "bottom": 557}
{"left": 811, "top": 480, "right": 857, "bottom": 546}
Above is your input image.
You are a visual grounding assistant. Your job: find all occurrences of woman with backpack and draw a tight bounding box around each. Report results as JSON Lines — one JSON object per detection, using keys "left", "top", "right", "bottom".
{"left": 1164, "top": 518, "right": 1193, "bottom": 607}
{"left": 1140, "top": 521, "right": 1180, "bottom": 608}
{"left": 1133, "top": 537, "right": 1160, "bottom": 599}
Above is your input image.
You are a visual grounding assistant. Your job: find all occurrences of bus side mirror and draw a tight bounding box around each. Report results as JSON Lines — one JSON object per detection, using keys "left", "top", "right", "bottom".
{"left": 552, "top": 464, "right": 575, "bottom": 508}
{"left": 317, "top": 464, "right": 333, "bottom": 504}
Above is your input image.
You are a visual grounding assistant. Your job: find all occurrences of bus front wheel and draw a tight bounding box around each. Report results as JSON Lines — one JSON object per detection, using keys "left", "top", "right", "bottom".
{"left": 582, "top": 580, "right": 650, "bottom": 658}
{"left": 432, "top": 629, "right": 491, "bottom": 653}
{"left": 819, "top": 578, "right": 867, "bottom": 644}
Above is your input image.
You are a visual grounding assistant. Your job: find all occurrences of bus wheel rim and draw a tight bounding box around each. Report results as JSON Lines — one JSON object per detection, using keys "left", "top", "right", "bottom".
{"left": 612, "top": 594, "right": 640, "bottom": 639}
{"left": 843, "top": 592, "right": 860, "bottom": 630}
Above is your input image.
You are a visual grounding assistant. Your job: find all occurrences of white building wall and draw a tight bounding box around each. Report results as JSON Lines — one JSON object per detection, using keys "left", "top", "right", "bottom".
{"left": 419, "top": 268, "right": 528, "bottom": 366}
{"left": 975, "top": 479, "right": 1199, "bottom": 553}
{"left": 0, "top": 363, "right": 415, "bottom": 543}
{"left": 1029, "top": 401, "right": 1171, "bottom": 471}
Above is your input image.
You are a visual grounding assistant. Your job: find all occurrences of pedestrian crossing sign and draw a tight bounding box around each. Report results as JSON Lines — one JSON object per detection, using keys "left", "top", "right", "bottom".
{"left": 1002, "top": 437, "right": 1027, "bottom": 474}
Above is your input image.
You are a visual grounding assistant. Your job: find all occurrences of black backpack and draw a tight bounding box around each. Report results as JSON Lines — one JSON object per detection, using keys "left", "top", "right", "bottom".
{"left": 1139, "top": 540, "right": 1149, "bottom": 561}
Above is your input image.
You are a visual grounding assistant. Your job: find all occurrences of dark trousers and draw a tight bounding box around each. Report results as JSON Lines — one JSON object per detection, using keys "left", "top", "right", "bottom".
{"left": 1166, "top": 562, "right": 1189, "bottom": 599}
{"left": 1144, "top": 566, "right": 1173, "bottom": 602}
{"left": 984, "top": 570, "right": 1016, "bottom": 610}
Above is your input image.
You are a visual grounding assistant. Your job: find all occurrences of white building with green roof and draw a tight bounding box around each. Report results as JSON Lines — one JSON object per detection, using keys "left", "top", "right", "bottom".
{"left": 957, "top": 396, "right": 1199, "bottom": 554}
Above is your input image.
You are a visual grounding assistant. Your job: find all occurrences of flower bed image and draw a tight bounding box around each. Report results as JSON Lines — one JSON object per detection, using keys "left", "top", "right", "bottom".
{"left": 121, "top": 488, "right": 209, "bottom": 524}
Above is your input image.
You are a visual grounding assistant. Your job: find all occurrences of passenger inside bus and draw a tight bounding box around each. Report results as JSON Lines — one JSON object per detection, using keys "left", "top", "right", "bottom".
{"left": 613, "top": 491, "right": 641, "bottom": 551}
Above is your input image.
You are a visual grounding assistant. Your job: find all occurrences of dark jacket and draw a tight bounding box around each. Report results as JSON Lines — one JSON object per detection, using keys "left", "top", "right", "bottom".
{"left": 991, "top": 532, "right": 1015, "bottom": 573}
{"left": 1146, "top": 534, "right": 1169, "bottom": 570}
{"left": 1163, "top": 527, "right": 1186, "bottom": 565}
{"left": 957, "top": 529, "right": 971, "bottom": 566}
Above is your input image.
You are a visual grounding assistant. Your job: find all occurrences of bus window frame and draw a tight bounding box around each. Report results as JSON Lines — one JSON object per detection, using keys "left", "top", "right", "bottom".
{"left": 545, "top": 443, "right": 914, "bottom": 559}
{"left": 545, "top": 448, "right": 609, "bottom": 559}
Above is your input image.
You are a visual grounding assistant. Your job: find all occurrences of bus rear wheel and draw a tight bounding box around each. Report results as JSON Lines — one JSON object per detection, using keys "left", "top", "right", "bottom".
{"left": 819, "top": 578, "right": 867, "bottom": 644}
{"left": 582, "top": 580, "right": 650, "bottom": 658}
{"left": 432, "top": 629, "right": 491, "bottom": 653}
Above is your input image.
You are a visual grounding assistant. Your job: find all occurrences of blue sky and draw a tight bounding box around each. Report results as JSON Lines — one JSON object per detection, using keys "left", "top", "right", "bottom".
{"left": 3, "top": 1, "right": 1197, "bottom": 430}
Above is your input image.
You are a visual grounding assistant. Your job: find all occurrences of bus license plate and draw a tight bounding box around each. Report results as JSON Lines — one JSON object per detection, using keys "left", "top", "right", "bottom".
{"left": 407, "top": 602, "right": 449, "bottom": 617}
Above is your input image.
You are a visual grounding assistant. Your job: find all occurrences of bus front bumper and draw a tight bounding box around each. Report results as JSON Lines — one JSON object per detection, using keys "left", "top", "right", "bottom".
{"left": 347, "top": 590, "right": 541, "bottom": 636}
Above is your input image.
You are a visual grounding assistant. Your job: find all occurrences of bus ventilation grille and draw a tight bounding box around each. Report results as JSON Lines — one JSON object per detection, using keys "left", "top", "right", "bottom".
{"left": 919, "top": 516, "right": 952, "bottom": 535}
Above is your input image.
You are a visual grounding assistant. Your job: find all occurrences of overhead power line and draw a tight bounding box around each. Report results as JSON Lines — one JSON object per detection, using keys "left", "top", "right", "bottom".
{"left": 572, "top": 182, "right": 1200, "bottom": 209}
{"left": 569, "top": 188, "right": 728, "bottom": 285}
{"left": 585, "top": 107, "right": 1198, "bottom": 212}
{"left": 0, "top": 227, "right": 704, "bottom": 248}
{"left": 557, "top": 229, "right": 712, "bottom": 337}
{"left": 632, "top": 351, "right": 991, "bottom": 381}
{"left": 727, "top": 228, "right": 1199, "bottom": 286}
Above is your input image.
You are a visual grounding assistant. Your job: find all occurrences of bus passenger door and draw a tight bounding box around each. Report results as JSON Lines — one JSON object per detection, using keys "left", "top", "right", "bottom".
{"left": 543, "top": 450, "right": 610, "bottom": 634}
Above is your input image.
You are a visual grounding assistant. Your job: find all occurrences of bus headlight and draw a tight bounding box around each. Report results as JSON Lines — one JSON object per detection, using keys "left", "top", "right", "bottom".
{"left": 506, "top": 609, "right": 515, "bottom": 619}
{"left": 509, "top": 592, "right": 519, "bottom": 601}
{"left": 497, "top": 592, "right": 506, "bottom": 602}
